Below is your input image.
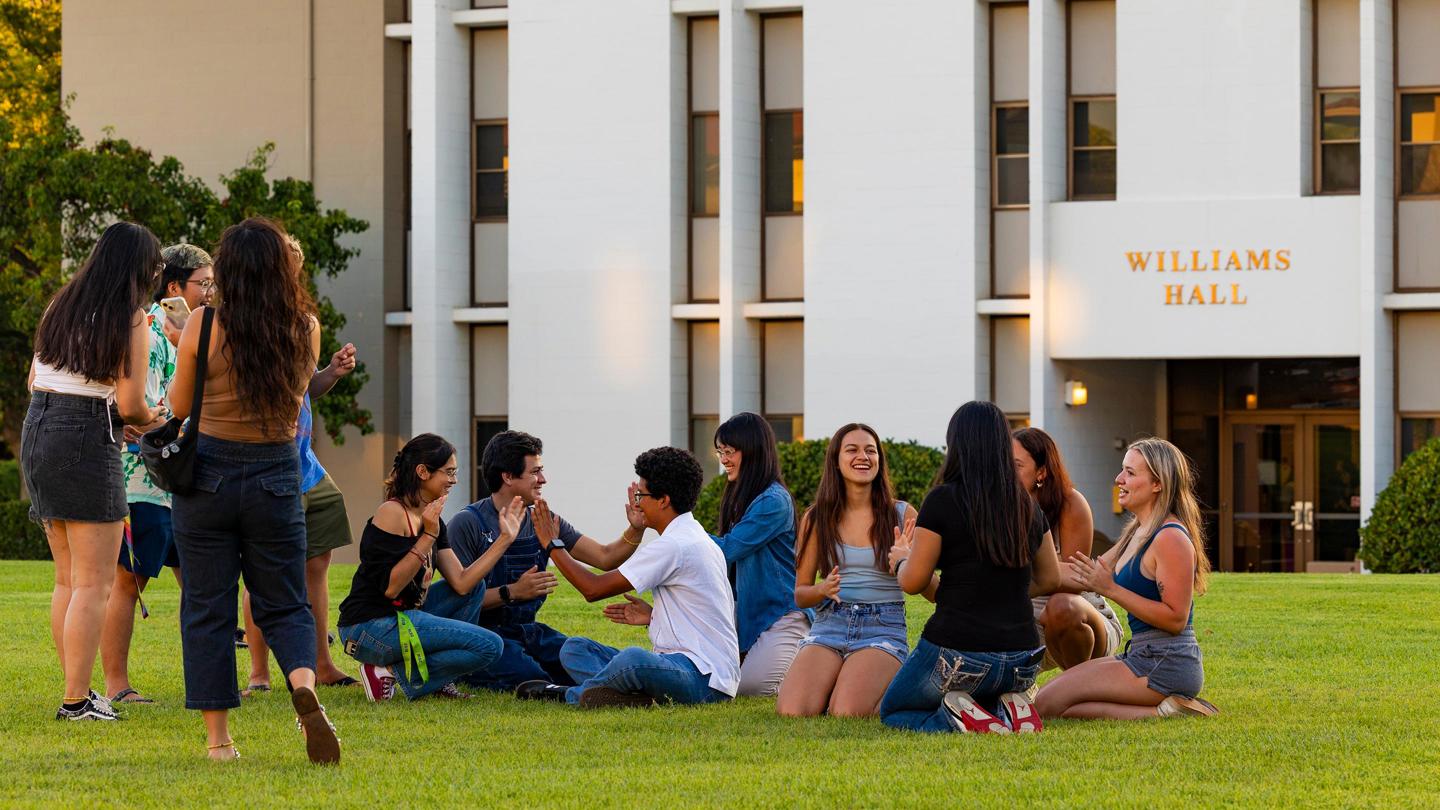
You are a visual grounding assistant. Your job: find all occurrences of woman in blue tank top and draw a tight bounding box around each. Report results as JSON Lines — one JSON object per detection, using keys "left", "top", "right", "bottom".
{"left": 776, "top": 424, "right": 936, "bottom": 718}
{"left": 1035, "top": 438, "right": 1219, "bottom": 720}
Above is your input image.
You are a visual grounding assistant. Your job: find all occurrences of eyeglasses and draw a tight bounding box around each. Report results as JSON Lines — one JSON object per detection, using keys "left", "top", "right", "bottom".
{"left": 631, "top": 491, "right": 655, "bottom": 505}
{"left": 714, "top": 448, "right": 738, "bottom": 461}
{"left": 185, "top": 278, "right": 215, "bottom": 290}
{"left": 428, "top": 466, "right": 459, "bottom": 481}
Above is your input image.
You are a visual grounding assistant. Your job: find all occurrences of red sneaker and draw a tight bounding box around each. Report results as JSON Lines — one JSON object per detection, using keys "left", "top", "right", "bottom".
{"left": 359, "top": 663, "right": 396, "bottom": 702}
{"left": 998, "top": 691, "right": 1043, "bottom": 733}
{"left": 941, "top": 691, "right": 1010, "bottom": 733}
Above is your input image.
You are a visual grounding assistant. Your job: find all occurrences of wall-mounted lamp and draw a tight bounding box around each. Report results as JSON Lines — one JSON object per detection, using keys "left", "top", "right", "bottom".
{"left": 1244, "top": 391, "right": 1258, "bottom": 410}
{"left": 1064, "top": 380, "right": 1089, "bottom": 407}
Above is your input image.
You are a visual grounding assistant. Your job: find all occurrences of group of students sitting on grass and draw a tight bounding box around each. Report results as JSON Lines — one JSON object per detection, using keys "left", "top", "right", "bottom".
{"left": 339, "top": 406, "right": 1219, "bottom": 734}
{"left": 22, "top": 219, "right": 1214, "bottom": 767}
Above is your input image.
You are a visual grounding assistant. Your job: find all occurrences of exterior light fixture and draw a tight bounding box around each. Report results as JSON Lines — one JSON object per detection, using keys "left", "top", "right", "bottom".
{"left": 1065, "top": 380, "right": 1088, "bottom": 407}
{"left": 1244, "top": 391, "right": 1258, "bottom": 410}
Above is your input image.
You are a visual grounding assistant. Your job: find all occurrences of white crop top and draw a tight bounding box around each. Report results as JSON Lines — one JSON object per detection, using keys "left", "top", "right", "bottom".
{"left": 31, "top": 356, "right": 116, "bottom": 400}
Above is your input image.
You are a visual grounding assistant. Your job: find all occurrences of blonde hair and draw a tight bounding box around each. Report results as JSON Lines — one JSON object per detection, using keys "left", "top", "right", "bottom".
{"left": 1112, "top": 437, "right": 1211, "bottom": 595}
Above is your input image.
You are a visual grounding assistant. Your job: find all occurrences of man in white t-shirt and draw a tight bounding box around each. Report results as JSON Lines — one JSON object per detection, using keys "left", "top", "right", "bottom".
{"left": 517, "top": 447, "right": 740, "bottom": 708}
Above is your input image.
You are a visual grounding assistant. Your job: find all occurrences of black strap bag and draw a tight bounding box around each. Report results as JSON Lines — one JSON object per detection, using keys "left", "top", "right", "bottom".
{"left": 139, "top": 307, "right": 214, "bottom": 495}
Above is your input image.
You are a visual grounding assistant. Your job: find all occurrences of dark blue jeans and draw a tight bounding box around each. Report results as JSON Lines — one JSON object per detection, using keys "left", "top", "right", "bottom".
{"left": 558, "top": 637, "right": 730, "bottom": 706}
{"left": 879, "top": 638, "right": 1044, "bottom": 733}
{"left": 172, "top": 436, "right": 314, "bottom": 711}
{"left": 424, "top": 580, "right": 574, "bottom": 690}
{"left": 338, "top": 609, "right": 503, "bottom": 700}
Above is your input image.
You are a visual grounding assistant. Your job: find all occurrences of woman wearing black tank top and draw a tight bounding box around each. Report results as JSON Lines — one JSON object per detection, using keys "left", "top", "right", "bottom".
{"left": 1036, "top": 438, "right": 1218, "bottom": 720}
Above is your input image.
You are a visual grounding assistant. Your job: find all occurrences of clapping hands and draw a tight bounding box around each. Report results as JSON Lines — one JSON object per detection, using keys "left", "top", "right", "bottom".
{"left": 1066, "top": 552, "right": 1115, "bottom": 595}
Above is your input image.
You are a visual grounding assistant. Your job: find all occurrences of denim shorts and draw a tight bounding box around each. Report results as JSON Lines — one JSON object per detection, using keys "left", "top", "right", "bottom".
{"left": 1118, "top": 628, "right": 1205, "bottom": 698}
{"left": 20, "top": 390, "right": 126, "bottom": 523}
{"left": 120, "top": 501, "right": 179, "bottom": 578}
{"left": 799, "top": 601, "right": 909, "bottom": 663}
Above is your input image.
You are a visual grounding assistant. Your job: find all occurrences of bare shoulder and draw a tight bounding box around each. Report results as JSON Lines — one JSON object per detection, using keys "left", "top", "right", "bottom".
{"left": 1064, "top": 487, "right": 1093, "bottom": 520}
{"left": 1150, "top": 524, "right": 1196, "bottom": 564}
{"left": 373, "top": 500, "right": 412, "bottom": 535}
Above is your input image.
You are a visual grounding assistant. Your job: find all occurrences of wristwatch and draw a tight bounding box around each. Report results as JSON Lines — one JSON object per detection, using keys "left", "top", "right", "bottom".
{"left": 543, "top": 537, "right": 567, "bottom": 558}
{"left": 499, "top": 585, "right": 514, "bottom": 605}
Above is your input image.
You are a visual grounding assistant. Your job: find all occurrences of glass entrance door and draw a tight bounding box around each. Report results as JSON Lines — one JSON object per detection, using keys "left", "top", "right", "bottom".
{"left": 1221, "top": 414, "right": 1361, "bottom": 572}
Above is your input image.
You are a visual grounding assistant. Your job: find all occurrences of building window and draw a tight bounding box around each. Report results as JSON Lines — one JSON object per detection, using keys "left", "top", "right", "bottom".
{"left": 691, "top": 114, "right": 720, "bottom": 216}
{"left": 1317, "top": 91, "right": 1360, "bottom": 194}
{"left": 1071, "top": 98, "right": 1116, "bottom": 199}
{"left": 688, "top": 321, "right": 720, "bottom": 458}
{"left": 994, "top": 104, "right": 1029, "bottom": 208}
{"left": 473, "top": 122, "right": 508, "bottom": 219}
{"left": 1400, "top": 92, "right": 1440, "bottom": 196}
{"left": 762, "top": 320, "right": 804, "bottom": 443}
{"left": 764, "top": 112, "right": 804, "bottom": 214}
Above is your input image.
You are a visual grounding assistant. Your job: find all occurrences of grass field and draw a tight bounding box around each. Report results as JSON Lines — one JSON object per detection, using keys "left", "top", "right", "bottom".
{"left": 0, "top": 561, "right": 1436, "bottom": 808}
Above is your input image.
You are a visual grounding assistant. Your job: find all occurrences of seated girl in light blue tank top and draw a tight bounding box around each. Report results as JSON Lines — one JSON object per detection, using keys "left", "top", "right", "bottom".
{"left": 776, "top": 424, "right": 938, "bottom": 718}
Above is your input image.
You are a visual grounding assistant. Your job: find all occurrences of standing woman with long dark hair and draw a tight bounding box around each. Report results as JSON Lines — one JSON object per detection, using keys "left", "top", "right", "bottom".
{"left": 23, "top": 222, "right": 164, "bottom": 721}
{"left": 880, "top": 401, "right": 1061, "bottom": 734}
{"left": 709, "top": 412, "right": 810, "bottom": 696}
{"left": 166, "top": 217, "right": 338, "bottom": 763}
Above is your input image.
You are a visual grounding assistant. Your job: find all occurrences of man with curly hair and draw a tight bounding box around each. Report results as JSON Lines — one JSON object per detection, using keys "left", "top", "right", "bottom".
{"left": 515, "top": 446, "right": 740, "bottom": 708}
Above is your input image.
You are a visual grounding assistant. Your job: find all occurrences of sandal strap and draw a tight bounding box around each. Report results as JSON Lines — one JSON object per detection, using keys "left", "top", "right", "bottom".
{"left": 207, "top": 739, "right": 236, "bottom": 750}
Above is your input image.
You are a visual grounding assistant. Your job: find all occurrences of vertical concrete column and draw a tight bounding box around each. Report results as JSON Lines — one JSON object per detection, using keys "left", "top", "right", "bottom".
{"left": 410, "top": 0, "right": 473, "bottom": 511}
{"left": 719, "top": 2, "right": 762, "bottom": 419}
{"left": 1358, "top": 0, "right": 1395, "bottom": 516}
{"left": 1029, "top": 0, "right": 1066, "bottom": 430}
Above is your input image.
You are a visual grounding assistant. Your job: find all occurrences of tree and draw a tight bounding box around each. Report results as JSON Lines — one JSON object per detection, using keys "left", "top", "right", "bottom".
{"left": 1, "top": 0, "right": 373, "bottom": 454}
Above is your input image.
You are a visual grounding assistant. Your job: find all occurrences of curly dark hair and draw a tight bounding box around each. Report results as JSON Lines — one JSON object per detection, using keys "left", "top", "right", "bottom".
{"left": 482, "top": 430, "right": 543, "bottom": 491}
{"left": 211, "top": 217, "right": 317, "bottom": 439}
{"left": 634, "top": 447, "right": 705, "bottom": 515}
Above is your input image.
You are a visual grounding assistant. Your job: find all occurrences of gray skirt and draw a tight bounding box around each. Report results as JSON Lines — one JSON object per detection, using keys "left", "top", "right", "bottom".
{"left": 20, "top": 390, "right": 127, "bottom": 524}
{"left": 1117, "top": 628, "right": 1204, "bottom": 698}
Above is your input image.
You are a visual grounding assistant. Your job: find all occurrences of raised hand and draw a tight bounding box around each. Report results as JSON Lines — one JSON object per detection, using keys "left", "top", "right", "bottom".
{"left": 510, "top": 565, "right": 559, "bottom": 600}
{"left": 421, "top": 492, "right": 447, "bottom": 538}
{"left": 888, "top": 514, "right": 917, "bottom": 575}
{"left": 602, "top": 593, "right": 653, "bottom": 626}
{"left": 1066, "top": 552, "right": 1115, "bottom": 595}
{"left": 623, "top": 482, "right": 646, "bottom": 531}
{"left": 818, "top": 566, "right": 842, "bottom": 601}
{"left": 328, "top": 343, "right": 358, "bottom": 378}
{"left": 533, "top": 498, "right": 560, "bottom": 545}
{"left": 496, "top": 495, "right": 525, "bottom": 544}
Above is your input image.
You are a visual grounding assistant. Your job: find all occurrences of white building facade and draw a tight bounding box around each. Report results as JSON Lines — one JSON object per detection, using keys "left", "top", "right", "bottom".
{"left": 64, "top": 0, "right": 1440, "bottom": 571}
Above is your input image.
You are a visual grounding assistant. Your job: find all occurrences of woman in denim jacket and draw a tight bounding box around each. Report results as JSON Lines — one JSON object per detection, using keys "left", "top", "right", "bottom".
{"left": 708, "top": 412, "right": 810, "bottom": 696}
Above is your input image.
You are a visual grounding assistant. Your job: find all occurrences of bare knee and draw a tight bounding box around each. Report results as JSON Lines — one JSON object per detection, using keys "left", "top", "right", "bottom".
{"left": 775, "top": 693, "right": 825, "bottom": 718}
{"left": 1041, "top": 594, "right": 1089, "bottom": 632}
{"left": 111, "top": 569, "right": 141, "bottom": 600}
{"left": 827, "top": 696, "right": 878, "bottom": 718}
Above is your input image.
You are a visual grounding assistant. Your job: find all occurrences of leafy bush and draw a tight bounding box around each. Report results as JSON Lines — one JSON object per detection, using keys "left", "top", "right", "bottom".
{"left": 1359, "top": 438, "right": 1440, "bottom": 572}
{"left": 693, "top": 439, "right": 943, "bottom": 532}
{"left": 0, "top": 459, "right": 19, "bottom": 500}
{"left": 0, "top": 500, "right": 49, "bottom": 560}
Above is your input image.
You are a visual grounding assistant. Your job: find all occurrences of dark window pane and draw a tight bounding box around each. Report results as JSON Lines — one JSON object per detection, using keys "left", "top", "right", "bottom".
{"left": 476, "top": 124, "right": 507, "bottom": 170}
{"left": 1401, "top": 93, "right": 1440, "bottom": 144}
{"left": 765, "top": 416, "right": 802, "bottom": 443}
{"left": 1320, "top": 142, "right": 1360, "bottom": 193}
{"left": 1401, "top": 417, "right": 1440, "bottom": 462}
{"left": 764, "top": 111, "right": 804, "bottom": 214}
{"left": 691, "top": 115, "right": 720, "bottom": 215}
{"left": 1401, "top": 144, "right": 1440, "bottom": 195}
{"left": 1320, "top": 92, "right": 1360, "bottom": 141}
{"left": 475, "top": 172, "right": 507, "bottom": 218}
{"left": 1222, "top": 359, "right": 1359, "bottom": 411}
{"left": 996, "top": 106, "right": 1029, "bottom": 155}
{"left": 996, "top": 155, "right": 1029, "bottom": 206}
{"left": 1072, "top": 100, "right": 1116, "bottom": 147}
{"left": 1072, "top": 149, "right": 1116, "bottom": 198}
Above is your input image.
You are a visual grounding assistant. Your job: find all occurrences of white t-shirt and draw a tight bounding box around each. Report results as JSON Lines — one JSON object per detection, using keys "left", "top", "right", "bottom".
{"left": 618, "top": 511, "right": 741, "bottom": 697}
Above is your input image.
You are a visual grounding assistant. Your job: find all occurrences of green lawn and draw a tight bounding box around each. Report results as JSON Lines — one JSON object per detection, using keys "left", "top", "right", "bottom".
{"left": 0, "top": 562, "right": 1435, "bottom": 808}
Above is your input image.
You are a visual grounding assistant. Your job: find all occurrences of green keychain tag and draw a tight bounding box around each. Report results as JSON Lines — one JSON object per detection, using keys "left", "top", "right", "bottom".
{"left": 396, "top": 612, "right": 429, "bottom": 684}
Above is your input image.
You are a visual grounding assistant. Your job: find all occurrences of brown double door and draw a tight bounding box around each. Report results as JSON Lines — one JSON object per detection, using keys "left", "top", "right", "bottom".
{"left": 1221, "top": 413, "right": 1360, "bottom": 573}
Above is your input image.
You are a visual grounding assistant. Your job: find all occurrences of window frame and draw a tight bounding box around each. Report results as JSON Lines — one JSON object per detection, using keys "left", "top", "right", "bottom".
{"left": 471, "top": 119, "right": 509, "bottom": 222}
{"left": 1067, "top": 94, "right": 1117, "bottom": 201}
{"left": 992, "top": 101, "right": 1031, "bottom": 210}
{"left": 759, "top": 318, "right": 804, "bottom": 442}
{"left": 1314, "top": 86, "right": 1361, "bottom": 196}
{"left": 760, "top": 11, "right": 804, "bottom": 304}
{"left": 1396, "top": 88, "right": 1440, "bottom": 199}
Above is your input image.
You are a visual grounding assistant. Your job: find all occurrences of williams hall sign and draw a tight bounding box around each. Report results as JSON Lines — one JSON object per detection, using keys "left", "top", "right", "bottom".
{"left": 1124, "top": 248, "right": 1291, "bottom": 306}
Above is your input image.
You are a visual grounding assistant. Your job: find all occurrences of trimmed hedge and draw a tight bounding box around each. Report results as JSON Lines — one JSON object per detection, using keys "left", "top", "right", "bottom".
{"left": 693, "top": 439, "right": 944, "bottom": 531}
{"left": 0, "top": 459, "right": 19, "bottom": 500}
{"left": 0, "top": 499, "right": 49, "bottom": 560}
{"left": 1358, "top": 437, "right": 1440, "bottom": 573}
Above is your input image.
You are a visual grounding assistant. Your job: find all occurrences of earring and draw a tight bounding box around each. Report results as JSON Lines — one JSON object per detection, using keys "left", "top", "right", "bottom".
{"left": 1036, "top": 481, "right": 1044, "bottom": 489}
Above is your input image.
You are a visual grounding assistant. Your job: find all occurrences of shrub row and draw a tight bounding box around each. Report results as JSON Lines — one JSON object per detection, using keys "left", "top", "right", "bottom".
{"left": 0, "top": 499, "right": 50, "bottom": 560}
{"left": 1359, "top": 437, "right": 1440, "bottom": 573}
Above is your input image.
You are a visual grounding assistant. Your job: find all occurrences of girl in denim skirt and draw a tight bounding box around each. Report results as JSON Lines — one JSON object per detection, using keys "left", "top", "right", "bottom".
{"left": 23, "top": 222, "right": 166, "bottom": 721}
{"left": 1036, "top": 438, "right": 1219, "bottom": 720}
{"left": 777, "top": 423, "right": 935, "bottom": 718}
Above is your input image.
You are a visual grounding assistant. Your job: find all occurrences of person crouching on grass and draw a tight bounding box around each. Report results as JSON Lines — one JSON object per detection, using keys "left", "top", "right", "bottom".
{"left": 513, "top": 447, "right": 741, "bottom": 708}
{"left": 1035, "top": 438, "right": 1218, "bottom": 720}
{"left": 336, "top": 434, "right": 523, "bottom": 702}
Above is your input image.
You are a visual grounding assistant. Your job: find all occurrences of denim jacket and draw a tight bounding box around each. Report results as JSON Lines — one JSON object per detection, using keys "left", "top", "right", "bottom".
{"left": 708, "top": 481, "right": 811, "bottom": 653}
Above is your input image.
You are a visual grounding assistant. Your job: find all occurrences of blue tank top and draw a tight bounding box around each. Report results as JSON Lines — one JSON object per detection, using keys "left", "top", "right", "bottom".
{"left": 835, "top": 502, "right": 908, "bottom": 604}
{"left": 1112, "top": 522, "right": 1194, "bottom": 636}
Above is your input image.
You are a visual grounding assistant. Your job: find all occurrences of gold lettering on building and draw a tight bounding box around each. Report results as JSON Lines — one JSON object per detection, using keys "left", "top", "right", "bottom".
{"left": 1126, "top": 247, "right": 1289, "bottom": 305}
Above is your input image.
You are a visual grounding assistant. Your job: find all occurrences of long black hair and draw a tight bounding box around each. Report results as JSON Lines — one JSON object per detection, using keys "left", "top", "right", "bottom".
{"left": 34, "top": 222, "right": 161, "bottom": 382}
{"left": 936, "top": 401, "right": 1036, "bottom": 568}
{"left": 385, "top": 433, "right": 457, "bottom": 507}
{"left": 715, "top": 412, "right": 789, "bottom": 533}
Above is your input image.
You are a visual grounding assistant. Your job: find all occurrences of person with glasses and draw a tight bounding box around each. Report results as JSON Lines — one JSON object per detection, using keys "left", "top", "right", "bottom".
{"left": 435, "top": 430, "right": 647, "bottom": 695}
{"left": 513, "top": 447, "right": 740, "bottom": 708}
{"left": 338, "top": 434, "right": 519, "bottom": 702}
{"left": 99, "top": 243, "right": 213, "bottom": 706}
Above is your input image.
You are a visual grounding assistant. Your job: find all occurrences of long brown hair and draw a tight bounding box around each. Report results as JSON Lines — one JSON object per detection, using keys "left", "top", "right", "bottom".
{"left": 1012, "top": 427, "right": 1074, "bottom": 532}
{"left": 34, "top": 222, "right": 160, "bottom": 381}
{"left": 1112, "top": 438, "right": 1212, "bottom": 594}
{"left": 211, "top": 217, "right": 316, "bottom": 438}
{"left": 801, "top": 423, "right": 897, "bottom": 574}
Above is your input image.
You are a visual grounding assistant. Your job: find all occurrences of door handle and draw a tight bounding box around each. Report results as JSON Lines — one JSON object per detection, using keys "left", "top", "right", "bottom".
{"left": 1302, "top": 501, "right": 1315, "bottom": 533}
{"left": 1291, "top": 502, "right": 1304, "bottom": 530}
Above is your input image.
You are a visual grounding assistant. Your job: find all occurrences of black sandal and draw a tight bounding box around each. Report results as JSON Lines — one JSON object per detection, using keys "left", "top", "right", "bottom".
{"left": 292, "top": 687, "right": 341, "bottom": 765}
{"left": 110, "top": 688, "right": 155, "bottom": 704}
{"left": 320, "top": 676, "right": 358, "bottom": 687}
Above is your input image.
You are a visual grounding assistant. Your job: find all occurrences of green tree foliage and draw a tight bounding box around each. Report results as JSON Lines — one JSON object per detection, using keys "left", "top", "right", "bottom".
{"left": 1358, "top": 439, "right": 1440, "bottom": 573}
{"left": 693, "top": 439, "right": 944, "bottom": 532}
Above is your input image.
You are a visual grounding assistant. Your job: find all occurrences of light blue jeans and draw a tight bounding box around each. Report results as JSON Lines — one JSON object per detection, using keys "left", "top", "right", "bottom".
{"left": 558, "top": 637, "right": 731, "bottom": 706}
{"left": 338, "top": 609, "right": 503, "bottom": 700}
{"left": 879, "top": 638, "right": 1044, "bottom": 732}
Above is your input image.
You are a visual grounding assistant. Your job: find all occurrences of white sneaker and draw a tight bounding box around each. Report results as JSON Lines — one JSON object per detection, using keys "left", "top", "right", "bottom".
{"left": 56, "top": 697, "right": 118, "bottom": 721}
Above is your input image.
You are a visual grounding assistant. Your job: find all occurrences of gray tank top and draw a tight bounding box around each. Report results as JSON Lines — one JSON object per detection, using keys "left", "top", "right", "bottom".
{"left": 836, "top": 502, "right": 908, "bottom": 604}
